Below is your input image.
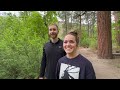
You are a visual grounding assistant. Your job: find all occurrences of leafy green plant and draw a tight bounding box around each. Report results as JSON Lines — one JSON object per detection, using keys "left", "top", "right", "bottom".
{"left": 0, "top": 11, "right": 58, "bottom": 79}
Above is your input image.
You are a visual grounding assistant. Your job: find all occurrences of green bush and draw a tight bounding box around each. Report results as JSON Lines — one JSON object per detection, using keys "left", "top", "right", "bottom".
{"left": 89, "top": 38, "right": 97, "bottom": 50}
{"left": 0, "top": 11, "right": 58, "bottom": 79}
{"left": 80, "top": 38, "right": 90, "bottom": 48}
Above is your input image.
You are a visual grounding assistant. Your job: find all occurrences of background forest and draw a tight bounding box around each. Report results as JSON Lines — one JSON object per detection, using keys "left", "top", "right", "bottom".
{"left": 0, "top": 11, "right": 120, "bottom": 79}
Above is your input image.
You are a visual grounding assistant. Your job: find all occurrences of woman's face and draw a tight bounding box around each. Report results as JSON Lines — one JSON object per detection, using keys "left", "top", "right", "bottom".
{"left": 63, "top": 34, "right": 77, "bottom": 54}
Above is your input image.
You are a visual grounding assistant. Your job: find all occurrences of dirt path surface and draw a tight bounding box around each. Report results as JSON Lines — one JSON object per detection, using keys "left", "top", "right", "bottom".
{"left": 79, "top": 47, "right": 120, "bottom": 79}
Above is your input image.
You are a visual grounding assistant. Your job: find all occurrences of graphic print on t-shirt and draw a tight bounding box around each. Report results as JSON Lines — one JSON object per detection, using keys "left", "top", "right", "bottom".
{"left": 59, "top": 63, "right": 80, "bottom": 79}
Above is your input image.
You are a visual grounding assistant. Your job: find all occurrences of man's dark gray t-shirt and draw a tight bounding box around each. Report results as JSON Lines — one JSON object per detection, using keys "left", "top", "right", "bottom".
{"left": 40, "top": 39, "right": 66, "bottom": 79}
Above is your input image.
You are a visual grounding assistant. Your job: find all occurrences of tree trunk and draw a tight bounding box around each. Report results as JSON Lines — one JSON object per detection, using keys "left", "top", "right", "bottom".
{"left": 65, "top": 11, "right": 67, "bottom": 34}
{"left": 86, "top": 13, "right": 90, "bottom": 37}
{"left": 79, "top": 15, "right": 82, "bottom": 44}
{"left": 113, "top": 11, "right": 120, "bottom": 46}
{"left": 91, "top": 11, "right": 96, "bottom": 37}
{"left": 71, "top": 11, "right": 73, "bottom": 29}
{"left": 97, "top": 11, "right": 113, "bottom": 59}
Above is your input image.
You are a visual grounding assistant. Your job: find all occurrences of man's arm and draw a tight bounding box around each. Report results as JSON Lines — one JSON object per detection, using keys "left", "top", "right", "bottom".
{"left": 39, "top": 47, "right": 46, "bottom": 79}
{"left": 55, "top": 61, "right": 61, "bottom": 79}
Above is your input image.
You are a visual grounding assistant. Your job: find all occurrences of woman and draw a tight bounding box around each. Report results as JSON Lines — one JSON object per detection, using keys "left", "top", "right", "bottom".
{"left": 56, "top": 31, "right": 96, "bottom": 79}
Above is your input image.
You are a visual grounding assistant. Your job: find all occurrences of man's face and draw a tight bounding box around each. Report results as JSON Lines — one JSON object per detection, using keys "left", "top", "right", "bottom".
{"left": 48, "top": 25, "right": 59, "bottom": 39}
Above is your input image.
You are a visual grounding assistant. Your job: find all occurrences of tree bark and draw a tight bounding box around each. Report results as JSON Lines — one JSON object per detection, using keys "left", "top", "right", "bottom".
{"left": 113, "top": 11, "right": 120, "bottom": 46}
{"left": 97, "top": 11, "right": 113, "bottom": 59}
{"left": 64, "top": 11, "right": 67, "bottom": 34}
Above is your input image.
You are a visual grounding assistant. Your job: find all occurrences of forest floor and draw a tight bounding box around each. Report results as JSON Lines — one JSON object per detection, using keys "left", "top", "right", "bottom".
{"left": 79, "top": 47, "right": 120, "bottom": 79}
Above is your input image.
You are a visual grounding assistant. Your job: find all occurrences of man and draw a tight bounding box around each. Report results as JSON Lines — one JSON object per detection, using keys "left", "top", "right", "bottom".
{"left": 39, "top": 24, "right": 66, "bottom": 79}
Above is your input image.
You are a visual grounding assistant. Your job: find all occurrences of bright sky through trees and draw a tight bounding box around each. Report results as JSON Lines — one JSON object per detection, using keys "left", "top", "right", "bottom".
{"left": 0, "top": 11, "right": 115, "bottom": 23}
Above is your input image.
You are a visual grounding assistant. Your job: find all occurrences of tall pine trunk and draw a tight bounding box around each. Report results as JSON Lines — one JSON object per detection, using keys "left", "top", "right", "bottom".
{"left": 97, "top": 11, "right": 113, "bottom": 59}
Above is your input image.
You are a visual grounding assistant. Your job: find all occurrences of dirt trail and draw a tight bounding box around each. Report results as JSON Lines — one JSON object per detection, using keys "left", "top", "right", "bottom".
{"left": 79, "top": 47, "right": 120, "bottom": 79}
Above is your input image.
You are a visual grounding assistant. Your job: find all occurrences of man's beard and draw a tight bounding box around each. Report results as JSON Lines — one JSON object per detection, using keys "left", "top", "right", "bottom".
{"left": 49, "top": 33, "right": 58, "bottom": 39}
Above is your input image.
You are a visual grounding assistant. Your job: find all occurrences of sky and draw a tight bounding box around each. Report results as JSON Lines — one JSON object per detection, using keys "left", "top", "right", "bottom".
{"left": 0, "top": 11, "right": 19, "bottom": 16}
{"left": 0, "top": 11, "right": 63, "bottom": 22}
{"left": 0, "top": 11, "right": 115, "bottom": 23}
